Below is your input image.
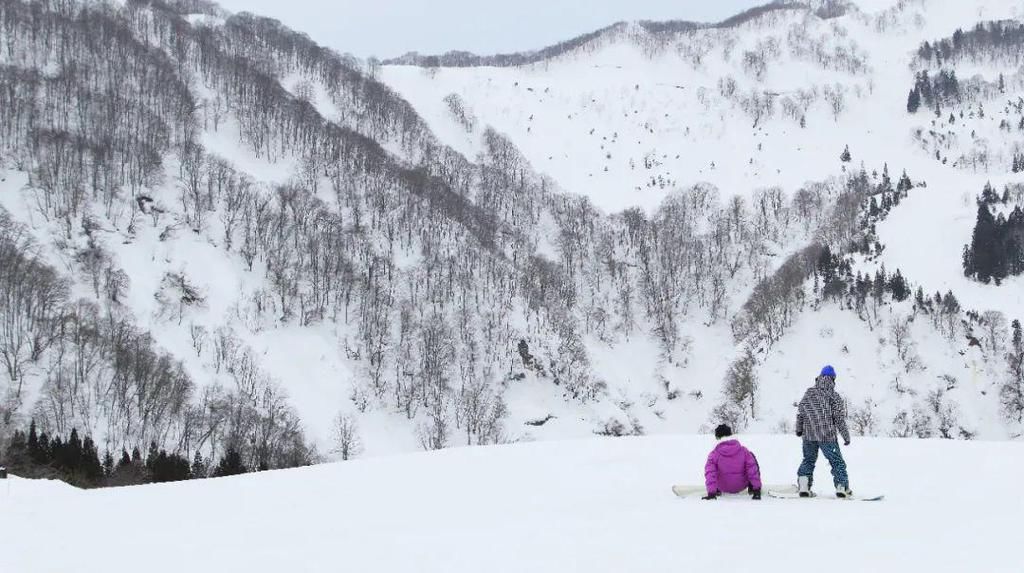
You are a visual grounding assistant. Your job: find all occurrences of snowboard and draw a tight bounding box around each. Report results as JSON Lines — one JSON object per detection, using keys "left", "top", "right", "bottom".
{"left": 671, "top": 484, "right": 793, "bottom": 499}
{"left": 766, "top": 485, "right": 884, "bottom": 501}
{"left": 672, "top": 484, "right": 884, "bottom": 501}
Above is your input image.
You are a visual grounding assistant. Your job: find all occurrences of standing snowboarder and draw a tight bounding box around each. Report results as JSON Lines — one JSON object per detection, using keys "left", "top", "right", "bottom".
{"left": 796, "top": 365, "right": 852, "bottom": 498}
{"left": 703, "top": 424, "right": 762, "bottom": 500}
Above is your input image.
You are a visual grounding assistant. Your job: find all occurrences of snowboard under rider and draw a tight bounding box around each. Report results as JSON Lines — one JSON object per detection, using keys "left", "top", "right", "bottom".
{"left": 702, "top": 424, "right": 762, "bottom": 500}
{"left": 796, "top": 365, "right": 852, "bottom": 498}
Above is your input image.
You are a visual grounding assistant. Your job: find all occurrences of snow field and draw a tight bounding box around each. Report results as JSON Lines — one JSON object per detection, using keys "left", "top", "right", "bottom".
{"left": 2, "top": 435, "right": 1021, "bottom": 572}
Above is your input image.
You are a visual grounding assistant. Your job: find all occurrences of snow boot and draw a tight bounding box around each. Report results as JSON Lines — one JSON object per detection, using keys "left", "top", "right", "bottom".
{"left": 835, "top": 484, "right": 852, "bottom": 499}
{"left": 798, "top": 476, "right": 811, "bottom": 498}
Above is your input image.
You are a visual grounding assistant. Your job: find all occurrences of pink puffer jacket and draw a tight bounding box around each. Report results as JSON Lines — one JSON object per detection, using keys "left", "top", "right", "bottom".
{"left": 705, "top": 439, "right": 762, "bottom": 494}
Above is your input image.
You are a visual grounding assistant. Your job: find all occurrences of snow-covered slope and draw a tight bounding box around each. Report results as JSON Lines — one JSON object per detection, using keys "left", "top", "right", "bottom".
{"left": 377, "top": 0, "right": 1024, "bottom": 441}
{"left": 3, "top": 435, "right": 1022, "bottom": 572}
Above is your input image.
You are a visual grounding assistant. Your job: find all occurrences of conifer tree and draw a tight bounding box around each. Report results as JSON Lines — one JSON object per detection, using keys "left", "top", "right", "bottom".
{"left": 38, "top": 432, "right": 51, "bottom": 464}
{"left": 66, "top": 428, "right": 83, "bottom": 473}
{"left": 103, "top": 450, "right": 115, "bottom": 477}
{"left": 966, "top": 203, "right": 1000, "bottom": 282}
{"left": 907, "top": 87, "right": 921, "bottom": 113}
{"left": 213, "top": 447, "right": 246, "bottom": 477}
{"left": 889, "top": 270, "right": 910, "bottom": 302}
{"left": 192, "top": 451, "right": 207, "bottom": 479}
{"left": 27, "top": 420, "right": 40, "bottom": 462}
{"left": 1001, "top": 320, "right": 1024, "bottom": 422}
{"left": 81, "top": 436, "right": 103, "bottom": 483}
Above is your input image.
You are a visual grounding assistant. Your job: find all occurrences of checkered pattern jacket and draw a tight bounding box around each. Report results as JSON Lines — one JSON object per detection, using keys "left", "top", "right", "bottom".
{"left": 796, "top": 376, "right": 850, "bottom": 443}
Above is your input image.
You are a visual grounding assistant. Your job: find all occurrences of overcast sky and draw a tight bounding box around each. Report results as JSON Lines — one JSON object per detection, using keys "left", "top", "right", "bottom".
{"left": 214, "top": 0, "right": 767, "bottom": 59}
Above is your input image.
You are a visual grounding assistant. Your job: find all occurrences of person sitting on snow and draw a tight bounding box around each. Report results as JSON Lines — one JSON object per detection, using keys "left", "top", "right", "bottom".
{"left": 702, "top": 424, "right": 762, "bottom": 500}
{"left": 796, "top": 365, "right": 852, "bottom": 498}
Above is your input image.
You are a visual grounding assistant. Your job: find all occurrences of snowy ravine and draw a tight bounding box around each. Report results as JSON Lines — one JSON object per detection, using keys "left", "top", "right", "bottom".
{"left": 2, "top": 435, "right": 1022, "bottom": 572}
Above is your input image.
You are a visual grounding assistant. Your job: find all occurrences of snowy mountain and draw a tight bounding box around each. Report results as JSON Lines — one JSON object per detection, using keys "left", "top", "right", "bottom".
{"left": 1, "top": 0, "right": 1023, "bottom": 491}
{"left": 380, "top": 0, "right": 1024, "bottom": 439}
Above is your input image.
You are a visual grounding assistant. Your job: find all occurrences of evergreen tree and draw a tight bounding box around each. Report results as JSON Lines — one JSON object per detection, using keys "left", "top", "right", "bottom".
{"left": 897, "top": 170, "right": 913, "bottom": 195}
{"left": 65, "top": 428, "right": 83, "bottom": 473}
{"left": 966, "top": 202, "right": 1001, "bottom": 282}
{"left": 81, "top": 436, "right": 103, "bottom": 483}
{"left": 1002, "top": 319, "right": 1024, "bottom": 422}
{"left": 110, "top": 447, "right": 147, "bottom": 487}
{"left": 942, "top": 291, "right": 961, "bottom": 317}
{"left": 962, "top": 245, "right": 974, "bottom": 279}
{"left": 27, "top": 420, "right": 40, "bottom": 463}
{"left": 149, "top": 449, "right": 191, "bottom": 483}
{"left": 981, "top": 182, "right": 1000, "bottom": 204}
{"left": 872, "top": 269, "right": 887, "bottom": 301}
{"left": 50, "top": 436, "right": 64, "bottom": 469}
{"left": 145, "top": 441, "right": 159, "bottom": 474}
{"left": 914, "top": 286, "right": 927, "bottom": 312}
{"left": 119, "top": 449, "right": 132, "bottom": 468}
{"left": 907, "top": 87, "right": 921, "bottom": 113}
{"left": 879, "top": 164, "right": 893, "bottom": 194}
{"left": 38, "top": 432, "right": 51, "bottom": 464}
{"left": 5, "top": 430, "right": 28, "bottom": 464}
{"left": 103, "top": 450, "right": 115, "bottom": 477}
{"left": 213, "top": 447, "right": 246, "bottom": 477}
{"left": 888, "top": 269, "right": 909, "bottom": 301}
{"left": 192, "top": 451, "right": 208, "bottom": 479}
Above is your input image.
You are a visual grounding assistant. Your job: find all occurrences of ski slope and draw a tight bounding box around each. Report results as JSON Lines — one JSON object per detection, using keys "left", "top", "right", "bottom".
{"left": 2, "top": 435, "right": 1021, "bottom": 572}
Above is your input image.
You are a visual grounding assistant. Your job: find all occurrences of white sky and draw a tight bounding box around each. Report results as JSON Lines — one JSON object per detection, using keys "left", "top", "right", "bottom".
{"left": 213, "top": 0, "right": 767, "bottom": 59}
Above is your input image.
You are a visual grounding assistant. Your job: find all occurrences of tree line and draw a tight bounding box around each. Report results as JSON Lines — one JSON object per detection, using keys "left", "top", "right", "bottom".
{"left": 3, "top": 419, "right": 253, "bottom": 488}
{"left": 917, "top": 21, "right": 1024, "bottom": 67}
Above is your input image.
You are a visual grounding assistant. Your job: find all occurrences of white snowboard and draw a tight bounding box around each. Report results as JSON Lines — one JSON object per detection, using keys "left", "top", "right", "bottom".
{"left": 671, "top": 484, "right": 793, "bottom": 499}
{"left": 765, "top": 485, "right": 884, "bottom": 501}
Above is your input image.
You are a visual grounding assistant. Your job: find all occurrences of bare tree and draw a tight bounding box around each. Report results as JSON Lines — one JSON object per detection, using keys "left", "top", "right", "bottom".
{"left": 979, "top": 310, "right": 1008, "bottom": 357}
{"left": 724, "top": 346, "right": 759, "bottom": 418}
{"left": 332, "top": 412, "right": 363, "bottom": 461}
{"left": 890, "top": 315, "right": 922, "bottom": 372}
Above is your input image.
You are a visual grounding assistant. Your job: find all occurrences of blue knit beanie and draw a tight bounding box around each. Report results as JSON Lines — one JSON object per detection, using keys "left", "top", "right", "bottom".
{"left": 820, "top": 365, "right": 836, "bottom": 378}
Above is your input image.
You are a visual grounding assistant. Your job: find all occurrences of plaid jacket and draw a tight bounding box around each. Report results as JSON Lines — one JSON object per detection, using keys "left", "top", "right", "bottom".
{"left": 796, "top": 376, "right": 850, "bottom": 443}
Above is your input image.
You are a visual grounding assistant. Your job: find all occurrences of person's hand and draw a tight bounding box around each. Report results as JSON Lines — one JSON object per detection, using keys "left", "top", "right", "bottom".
{"left": 844, "top": 439, "right": 851, "bottom": 446}
{"left": 751, "top": 489, "right": 762, "bottom": 500}
{"left": 796, "top": 430, "right": 803, "bottom": 437}
{"left": 701, "top": 492, "right": 719, "bottom": 500}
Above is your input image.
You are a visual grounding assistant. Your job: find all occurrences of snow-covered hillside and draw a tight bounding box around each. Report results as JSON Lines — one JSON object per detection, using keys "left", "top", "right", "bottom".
{"left": 1, "top": 0, "right": 1024, "bottom": 491}
{"left": 3, "top": 435, "right": 1023, "bottom": 572}
{"left": 379, "top": 0, "right": 1024, "bottom": 441}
